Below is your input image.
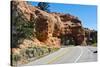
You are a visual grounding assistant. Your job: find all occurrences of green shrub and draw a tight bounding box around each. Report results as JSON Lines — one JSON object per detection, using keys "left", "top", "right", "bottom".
{"left": 12, "top": 45, "right": 60, "bottom": 66}
{"left": 26, "top": 47, "right": 35, "bottom": 58}
{"left": 12, "top": 54, "right": 21, "bottom": 65}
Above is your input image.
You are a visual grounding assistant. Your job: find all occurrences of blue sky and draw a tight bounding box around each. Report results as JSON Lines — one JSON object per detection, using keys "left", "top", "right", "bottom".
{"left": 29, "top": 1, "right": 97, "bottom": 30}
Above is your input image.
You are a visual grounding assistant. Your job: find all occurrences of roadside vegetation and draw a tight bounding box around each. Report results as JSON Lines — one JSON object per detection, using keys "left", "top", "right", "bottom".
{"left": 12, "top": 45, "right": 59, "bottom": 65}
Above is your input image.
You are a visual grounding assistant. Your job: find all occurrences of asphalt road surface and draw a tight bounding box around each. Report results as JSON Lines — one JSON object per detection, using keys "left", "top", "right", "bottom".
{"left": 23, "top": 46, "right": 97, "bottom": 66}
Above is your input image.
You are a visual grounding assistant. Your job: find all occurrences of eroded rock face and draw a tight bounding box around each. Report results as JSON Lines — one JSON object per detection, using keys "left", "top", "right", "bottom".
{"left": 51, "top": 13, "right": 86, "bottom": 45}
{"left": 11, "top": 1, "right": 62, "bottom": 49}
{"left": 35, "top": 10, "right": 55, "bottom": 41}
{"left": 11, "top": 1, "right": 87, "bottom": 49}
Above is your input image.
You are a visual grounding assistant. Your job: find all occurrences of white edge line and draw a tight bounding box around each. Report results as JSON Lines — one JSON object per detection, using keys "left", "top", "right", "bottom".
{"left": 74, "top": 46, "right": 83, "bottom": 63}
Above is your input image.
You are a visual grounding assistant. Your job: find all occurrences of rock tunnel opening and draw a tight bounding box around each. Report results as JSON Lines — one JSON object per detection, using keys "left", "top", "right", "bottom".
{"left": 59, "top": 34, "right": 78, "bottom": 46}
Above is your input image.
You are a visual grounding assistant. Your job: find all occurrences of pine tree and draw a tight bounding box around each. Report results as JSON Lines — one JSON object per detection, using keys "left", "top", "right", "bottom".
{"left": 38, "top": 2, "right": 50, "bottom": 12}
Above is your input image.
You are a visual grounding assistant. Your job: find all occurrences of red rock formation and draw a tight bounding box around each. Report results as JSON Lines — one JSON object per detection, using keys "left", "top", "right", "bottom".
{"left": 51, "top": 13, "right": 86, "bottom": 45}
{"left": 11, "top": 1, "right": 62, "bottom": 49}
{"left": 11, "top": 1, "right": 87, "bottom": 49}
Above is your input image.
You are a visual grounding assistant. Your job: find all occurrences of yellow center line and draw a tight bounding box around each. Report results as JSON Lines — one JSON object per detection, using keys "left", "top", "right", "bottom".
{"left": 46, "top": 48, "right": 70, "bottom": 64}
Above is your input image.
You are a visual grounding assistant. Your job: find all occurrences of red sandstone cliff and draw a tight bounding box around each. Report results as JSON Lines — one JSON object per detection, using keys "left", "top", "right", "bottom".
{"left": 11, "top": 1, "right": 87, "bottom": 51}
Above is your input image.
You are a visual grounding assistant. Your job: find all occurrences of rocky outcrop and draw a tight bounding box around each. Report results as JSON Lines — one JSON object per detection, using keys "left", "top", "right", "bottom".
{"left": 84, "top": 28, "right": 97, "bottom": 45}
{"left": 11, "top": 1, "right": 63, "bottom": 48}
{"left": 11, "top": 1, "right": 86, "bottom": 47}
{"left": 51, "top": 13, "right": 86, "bottom": 45}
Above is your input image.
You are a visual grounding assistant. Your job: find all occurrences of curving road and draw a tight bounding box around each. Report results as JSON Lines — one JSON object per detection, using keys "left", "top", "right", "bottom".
{"left": 23, "top": 46, "right": 97, "bottom": 66}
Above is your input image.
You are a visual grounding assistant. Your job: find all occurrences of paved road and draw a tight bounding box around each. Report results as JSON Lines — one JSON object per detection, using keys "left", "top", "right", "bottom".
{"left": 24, "top": 46, "right": 97, "bottom": 66}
